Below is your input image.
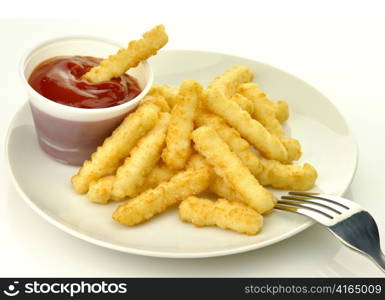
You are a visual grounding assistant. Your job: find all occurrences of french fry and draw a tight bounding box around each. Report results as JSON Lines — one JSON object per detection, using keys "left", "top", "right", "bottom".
{"left": 112, "top": 113, "right": 170, "bottom": 199}
{"left": 195, "top": 112, "right": 262, "bottom": 176}
{"left": 230, "top": 93, "right": 254, "bottom": 115}
{"left": 71, "top": 103, "right": 160, "bottom": 194}
{"left": 204, "top": 87, "right": 288, "bottom": 162}
{"left": 238, "top": 82, "right": 289, "bottom": 123}
{"left": 238, "top": 82, "right": 284, "bottom": 137}
{"left": 112, "top": 167, "right": 210, "bottom": 226}
{"left": 208, "top": 65, "right": 254, "bottom": 97}
{"left": 186, "top": 153, "right": 245, "bottom": 203}
{"left": 87, "top": 176, "right": 117, "bottom": 204}
{"left": 238, "top": 83, "right": 301, "bottom": 162}
{"left": 257, "top": 158, "right": 318, "bottom": 190}
{"left": 209, "top": 172, "right": 244, "bottom": 203}
{"left": 198, "top": 116, "right": 310, "bottom": 189}
{"left": 257, "top": 158, "right": 318, "bottom": 191}
{"left": 186, "top": 153, "right": 212, "bottom": 171}
{"left": 179, "top": 197, "right": 263, "bottom": 235}
{"left": 162, "top": 80, "right": 203, "bottom": 169}
{"left": 140, "top": 94, "right": 170, "bottom": 112}
{"left": 148, "top": 85, "right": 179, "bottom": 108}
{"left": 237, "top": 83, "right": 274, "bottom": 108}
{"left": 86, "top": 163, "right": 177, "bottom": 204}
{"left": 138, "top": 163, "right": 177, "bottom": 192}
{"left": 275, "top": 100, "right": 289, "bottom": 123}
{"left": 83, "top": 25, "right": 168, "bottom": 83}
{"left": 192, "top": 126, "right": 275, "bottom": 214}
{"left": 194, "top": 116, "right": 312, "bottom": 192}
{"left": 281, "top": 137, "right": 302, "bottom": 163}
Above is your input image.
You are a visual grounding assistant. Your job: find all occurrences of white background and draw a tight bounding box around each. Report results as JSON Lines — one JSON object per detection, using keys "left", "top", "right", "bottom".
{"left": 1, "top": 0, "right": 385, "bottom": 277}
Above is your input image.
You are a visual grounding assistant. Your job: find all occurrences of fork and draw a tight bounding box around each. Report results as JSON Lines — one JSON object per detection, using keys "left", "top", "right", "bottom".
{"left": 275, "top": 191, "right": 385, "bottom": 272}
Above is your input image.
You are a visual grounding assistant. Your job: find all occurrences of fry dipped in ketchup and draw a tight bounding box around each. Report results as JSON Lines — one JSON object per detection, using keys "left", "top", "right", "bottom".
{"left": 28, "top": 56, "right": 142, "bottom": 109}
{"left": 29, "top": 25, "right": 168, "bottom": 109}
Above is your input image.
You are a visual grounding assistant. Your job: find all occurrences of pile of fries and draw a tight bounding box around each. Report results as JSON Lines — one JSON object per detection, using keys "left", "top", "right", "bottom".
{"left": 71, "top": 25, "right": 317, "bottom": 236}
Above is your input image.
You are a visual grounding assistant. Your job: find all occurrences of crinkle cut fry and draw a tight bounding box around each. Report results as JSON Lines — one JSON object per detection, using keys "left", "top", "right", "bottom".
{"left": 137, "top": 163, "right": 177, "bottom": 193}
{"left": 194, "top": 117, "right": 314, "bottom": 193}
{"left": 112, "top": 112, "right": 170, "bottom": 199}
{"left": 208, "top": 65, "right": 254, "bottom": 97}
{"left": 192, "top": 126, "right": 275, "bottom": 214}
{"left": 186, "top": 153, "right": 245, "bottom": 203}
{"left": 230, "top": 93, "right": 254, "bottom": 115}
{"left": 71, "top": 103, "right": 160, "bottom": 194}
{"left": 195, "top": 111, "right": 262, "bottom": 176}
{"left": 162, "top": 80, "right": 202, "bottom": 169}
{"left": 179, "top": 197, "right": 263, "bottom": 235}
{"left": 87, "top": 175, "right": 116, "bottom": 204}
{"left": 281, "top": 138, "right": 302, "bottom": 163}
{"left": 275, "top": 100, "right": 289, "bottom": 123}
{"left": 186, "top": 153, "right": 212, "bottom": 171}
{"left": 83, "top": 25, "right": 168, "bottom": 83}
{"left": 209, "top": 171, "right": 245, "bottom": 203}
{"left": 204, "top": 87, "right": 288, "bottom": 162}
{"left": 237, "top": 82, "right": 284, "bottom": 137}
{"left": 238, "top": 82, "right": 289, "bottom": 123}
{"left": 257, "top": 158, "right": 318, "bottom": 190}
{"left": 238, "top": 82, "right": 300, "bottom": 162}
{"left": 140, "top": 94, "right": 170, "bottom": 112}
{"left": 197, "top": 122, "right": 314, "bottom": 191}
{"left": 87, "top": 163, "right": 177, "bottom": 204}
{"left": 112, "top": 167, "right": 210, "bottom": 226}
{"left": 148, "top": 85, "right": 179, "bottom": 108}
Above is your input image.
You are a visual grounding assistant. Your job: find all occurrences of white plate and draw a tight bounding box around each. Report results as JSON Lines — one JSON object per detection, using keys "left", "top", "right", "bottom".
{"left": 6, "top": 50, "right": 358, "bottom": 258}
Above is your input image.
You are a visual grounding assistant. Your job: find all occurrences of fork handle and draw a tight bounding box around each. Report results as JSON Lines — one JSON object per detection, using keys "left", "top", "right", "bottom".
{"left": 329, "top": 229, "right": 385, "bottom": 273}
{"left": 369, "top": 253, "right": 385, "bottom": 272}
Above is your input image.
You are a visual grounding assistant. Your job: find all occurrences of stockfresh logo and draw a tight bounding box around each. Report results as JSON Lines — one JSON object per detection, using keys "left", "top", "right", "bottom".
{"left": 2, "top": 280, "right": 128, "bottom": 297}
{"left": 3, "top": 281, "right": 20, "bottom": 297}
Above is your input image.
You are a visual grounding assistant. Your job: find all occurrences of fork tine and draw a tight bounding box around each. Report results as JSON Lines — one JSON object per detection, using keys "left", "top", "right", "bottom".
{"left": 288, "top": 191, "right": 356, "bottom": 209}
{"left": 275, "top": 202, "right": 334, "bottom": 226}
{"left": 277, "top": 200, "right": 335, "bottom": 217}
{"left": 281, "top": 195, "right": 343, "bottom": 215}
{"left": 284, "top": 192, "right": 364, "bottom": 226}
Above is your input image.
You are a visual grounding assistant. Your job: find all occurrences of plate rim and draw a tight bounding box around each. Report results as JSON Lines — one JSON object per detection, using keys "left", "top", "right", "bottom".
{"left": 5, "top": 49, "right": 358, "bottom": 258}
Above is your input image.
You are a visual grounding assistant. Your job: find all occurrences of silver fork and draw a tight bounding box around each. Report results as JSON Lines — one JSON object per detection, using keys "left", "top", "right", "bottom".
{"left": 275, "top": 191, "right": 385, "bottom": 273}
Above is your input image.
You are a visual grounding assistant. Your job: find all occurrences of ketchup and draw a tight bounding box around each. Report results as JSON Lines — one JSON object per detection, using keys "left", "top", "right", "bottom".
{"left": 28, "top": 56, "right": 142, "bottom": 109}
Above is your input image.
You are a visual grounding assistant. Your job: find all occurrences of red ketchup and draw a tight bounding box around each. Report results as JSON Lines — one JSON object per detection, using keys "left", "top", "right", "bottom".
{"left": 28, "top": 56, "right": 141, "bottom": 108}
